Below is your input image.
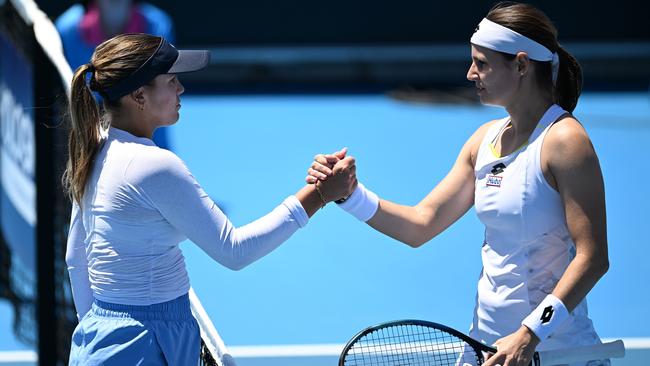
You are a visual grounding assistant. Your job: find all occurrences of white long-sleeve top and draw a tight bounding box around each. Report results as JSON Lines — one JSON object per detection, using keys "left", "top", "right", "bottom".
{"left": 66, "top": 127, "right": 308, "bottom": 320}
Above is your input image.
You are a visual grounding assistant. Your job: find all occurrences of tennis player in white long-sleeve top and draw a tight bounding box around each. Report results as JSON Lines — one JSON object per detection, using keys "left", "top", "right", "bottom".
{"left": 64, "top": 33, "right": 357, "bottom": 365}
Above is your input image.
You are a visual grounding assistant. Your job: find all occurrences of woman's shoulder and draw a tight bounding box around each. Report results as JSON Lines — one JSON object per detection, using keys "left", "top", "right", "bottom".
{"left": 547, "top": 114, "right": 587, "bottom": 138}
{"left": 545, "top": 115, "right": 591, "bottom": 150}
{"left": 475, "top": 118, "right": 503, "bottom": 138}
{"left": 467, "top": 119, "right": 504, "bottom": 151}
{"left": 456, "top": 118, "right": 504, "bottom": 167}
{"left": 544, "top": 115, "right": 596, "bottom": 166}
{"left": 125, "top": 145, "right": 190, "bottom": 184}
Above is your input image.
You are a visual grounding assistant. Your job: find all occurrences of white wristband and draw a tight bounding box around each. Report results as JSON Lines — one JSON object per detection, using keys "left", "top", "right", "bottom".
{"left": 336, "top": 183, "right": 379, "bottom": 222}
{"left": 522, "top": 294, "right": 570, "bottom": 341}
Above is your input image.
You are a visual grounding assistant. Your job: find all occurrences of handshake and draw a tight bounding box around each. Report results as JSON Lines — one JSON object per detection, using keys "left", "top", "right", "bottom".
{"left": 305, "top": 147, "right": 358, "bottom": 205}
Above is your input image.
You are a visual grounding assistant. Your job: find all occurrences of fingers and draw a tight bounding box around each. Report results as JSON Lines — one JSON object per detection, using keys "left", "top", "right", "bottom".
{"left": 333, "top": 156, "right": 356, "bottom": 172}
{"left": 314, "top": 153, "right": 339, "bottom": 167}
{"left": 315, "top": 155, "right": 358, "bottom": 201}
{"left": 306, "top": 151, "right": 350, "bottom": 185}
{"left": 482, "top": 352, "right": 505, "bottom": 366}
{"left": 307, "top": 156, "right": 337, "bottom": 183}
{"left": 310, "top": 161, "right": 332, "bottom": 177}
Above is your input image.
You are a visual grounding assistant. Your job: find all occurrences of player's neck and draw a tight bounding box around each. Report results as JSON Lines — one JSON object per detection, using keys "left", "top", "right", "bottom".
{"left": 505, "top": 93, "right": 554, "bottom": 136}
{"left": 108, "top": 111, "right": 154, "bottom": 139}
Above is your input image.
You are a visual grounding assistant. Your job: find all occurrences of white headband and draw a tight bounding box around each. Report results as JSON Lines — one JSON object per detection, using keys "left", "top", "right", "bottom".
{"left": 470, "top": 18, "right": 559, "bottom": 84}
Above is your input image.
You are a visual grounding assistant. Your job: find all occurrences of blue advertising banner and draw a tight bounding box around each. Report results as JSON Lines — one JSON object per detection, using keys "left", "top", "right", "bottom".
{"left": 0, "top": 32, "right": 36, "bottom": 298}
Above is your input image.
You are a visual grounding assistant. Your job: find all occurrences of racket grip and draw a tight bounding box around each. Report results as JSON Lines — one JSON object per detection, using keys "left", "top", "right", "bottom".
{"left": 537, "top": 340, "right": 625, "bottom": 366}
{"left": 221, "top": 354, "right": 238, "bottom": 366}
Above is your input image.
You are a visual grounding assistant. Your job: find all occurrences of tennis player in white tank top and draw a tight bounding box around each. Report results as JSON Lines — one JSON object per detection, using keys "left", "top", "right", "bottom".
{"left": 472, "top": 105, "right": 604, "bottom": 354}
{"left": 308, "top": 4, "right": 610, "bottom": 366}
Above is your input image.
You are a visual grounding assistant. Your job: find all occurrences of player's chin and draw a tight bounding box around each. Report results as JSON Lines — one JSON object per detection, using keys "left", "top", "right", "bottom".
{"left": 161, "top": 114, "right": 180, "bottom": 126}
{"left": 479, "top": 95, "right": 503, "bottom": 108}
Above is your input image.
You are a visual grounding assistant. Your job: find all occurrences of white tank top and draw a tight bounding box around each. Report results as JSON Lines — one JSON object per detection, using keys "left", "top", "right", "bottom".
{"left": 470, "top": 104, "right": 603, "bottom": 352}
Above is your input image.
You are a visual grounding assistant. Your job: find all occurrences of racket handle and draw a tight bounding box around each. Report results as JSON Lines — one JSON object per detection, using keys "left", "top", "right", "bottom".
{"left": 537, "top": 340, "right": 625, "bottom": 366}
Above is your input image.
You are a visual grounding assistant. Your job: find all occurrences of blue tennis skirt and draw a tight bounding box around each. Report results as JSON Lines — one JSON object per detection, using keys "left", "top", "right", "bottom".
{"left": 69, "top": 293, "right": 201, "bottom": 365}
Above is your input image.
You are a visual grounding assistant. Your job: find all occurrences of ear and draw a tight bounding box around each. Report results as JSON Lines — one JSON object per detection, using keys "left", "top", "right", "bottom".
{"left": 515, "top": 52, "right": 530, "bottom": 76}
{"left": 129, "top": 87, "right": 146, "bottom": 108}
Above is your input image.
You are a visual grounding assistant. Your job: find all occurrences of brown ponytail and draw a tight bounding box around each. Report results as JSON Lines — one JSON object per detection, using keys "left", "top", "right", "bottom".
{"left": 486, "top": 2, "right": 583, "bottom": 112}
{"left": 63, "top": 63, "right": 103, "bottom": 204}
{"left": 62, "top": 33, "right": 162, "bottom": 204}
{"left": 555, "top": 45, "right": 583, "bottom": 112}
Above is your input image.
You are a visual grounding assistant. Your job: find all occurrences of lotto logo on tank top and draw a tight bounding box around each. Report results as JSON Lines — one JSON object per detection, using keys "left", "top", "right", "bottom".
{"left": 486, "top": 175, "right": 503, "bottom": 187}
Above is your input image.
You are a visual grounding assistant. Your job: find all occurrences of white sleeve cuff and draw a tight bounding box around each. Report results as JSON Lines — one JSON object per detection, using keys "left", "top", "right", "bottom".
{"left": 282, "top": 195, "right": 309, "bottom": 228}
{"left": 337, "top": 183, "right": 379, "bottom": 222}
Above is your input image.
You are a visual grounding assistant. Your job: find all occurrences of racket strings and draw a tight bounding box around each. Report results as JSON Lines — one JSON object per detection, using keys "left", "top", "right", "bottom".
{"left": 199, "top": 338, "right": 220, "bottom": 366}
{"left": 342, "top": 324, "right": 480, "bottom": 366}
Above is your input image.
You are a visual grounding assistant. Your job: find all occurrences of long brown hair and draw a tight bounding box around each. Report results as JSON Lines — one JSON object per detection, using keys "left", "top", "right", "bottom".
{"left": 486, "top": 2, "right": 583, "bottom": 112}
{"left": 63, "top": 33, "right": 161, "bottom": 204}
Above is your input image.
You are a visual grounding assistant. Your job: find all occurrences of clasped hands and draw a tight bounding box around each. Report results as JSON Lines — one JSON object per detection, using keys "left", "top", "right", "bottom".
{"left": 305, "top": 147, "right": 357, "bottom": 204}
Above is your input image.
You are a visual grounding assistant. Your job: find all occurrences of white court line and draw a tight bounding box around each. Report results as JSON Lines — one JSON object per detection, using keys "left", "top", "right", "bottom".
{"left": 228, "top": 344, "right": 342, "bottom": 358}
{"left": 0, "top": 351, "right": 36, "bottom": 362}
{"left": 1, "top": 338, "right": 649, "bottom": 361}
{"left": 604, "top": 338, "right": 650, "bottom": 349}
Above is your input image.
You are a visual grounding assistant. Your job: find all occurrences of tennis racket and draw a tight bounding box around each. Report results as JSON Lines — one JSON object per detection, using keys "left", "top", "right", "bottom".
{"left": 189, "top": 288, "right": 238, "bottom": 366}
{"left": 339, "top": 319, "right": 624, "bottom": 366}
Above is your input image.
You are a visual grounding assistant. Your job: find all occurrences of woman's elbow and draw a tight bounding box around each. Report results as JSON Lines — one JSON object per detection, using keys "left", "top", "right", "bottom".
{"left": 592, "top": 245, "right": 610, "bottom": 276}
{"left": 220, "top": 251, "right": 255, "bottom": 271}
{"left": 403, "top": 234, "right": 430, "bottom": 248}
{"left": 595, "top": 256, "right": 609, "bottom": 277}
{"left": 406, "top": 208, "right": 437, "bottom": 248}
{"left": 583, "top": 250, "right": 609, "bottom": 278}
{"left": 65, "top": 248, "right": 85, "bottom": 270}
{"left": 212, "top": 235, "right": 251, "bottom": 271}
{"left": 404, "top": 225, "right": 438, "bottom": 248}
{"left": 222, "top": 258, "right": 247, "bottom": 271}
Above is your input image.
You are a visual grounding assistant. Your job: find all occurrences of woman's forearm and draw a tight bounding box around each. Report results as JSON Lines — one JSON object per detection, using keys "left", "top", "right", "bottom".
{"left": 367, "top": 200, "right": 435, "bottom": 247}
{"left": 551, "top": 245, "right": 609, "bottom": 311}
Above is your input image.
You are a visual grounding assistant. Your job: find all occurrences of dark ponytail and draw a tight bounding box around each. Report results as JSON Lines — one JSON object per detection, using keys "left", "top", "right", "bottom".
{"left": 555, "top": 45, "right": 583, "bottom": 112}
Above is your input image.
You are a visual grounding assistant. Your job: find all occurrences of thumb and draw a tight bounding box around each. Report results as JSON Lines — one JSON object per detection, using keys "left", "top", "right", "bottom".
{"left": 482, "top": 351, "right": 503, "bottom": 366}
{"left": 335, "top": 147, "right": 348, "bottom": 159}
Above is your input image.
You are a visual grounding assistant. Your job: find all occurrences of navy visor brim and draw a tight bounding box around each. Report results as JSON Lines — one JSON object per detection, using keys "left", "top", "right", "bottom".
{"left": 168, "top": 50, "right": 210, "bottom": 73}
{"left": 102, "top": 38, "right": 210, "bottom": 101}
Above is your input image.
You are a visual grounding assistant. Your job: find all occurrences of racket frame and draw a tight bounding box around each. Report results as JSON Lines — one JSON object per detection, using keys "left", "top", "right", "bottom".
{"left": 338, "top": 319, "right": 498, "bottom": 366}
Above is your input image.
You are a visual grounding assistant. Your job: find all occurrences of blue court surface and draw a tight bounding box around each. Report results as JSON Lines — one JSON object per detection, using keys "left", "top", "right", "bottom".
{"left": 1, "top": 91, "right": 649, "bottom": 363}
